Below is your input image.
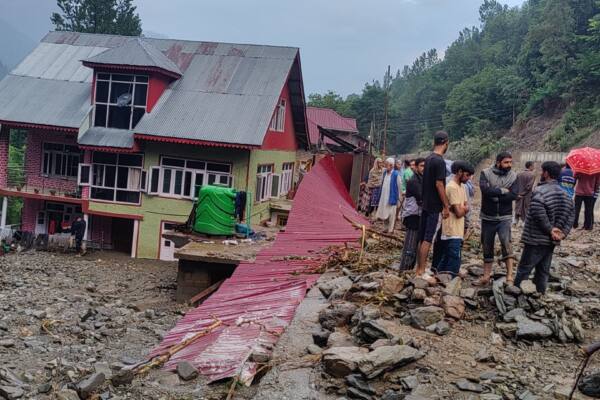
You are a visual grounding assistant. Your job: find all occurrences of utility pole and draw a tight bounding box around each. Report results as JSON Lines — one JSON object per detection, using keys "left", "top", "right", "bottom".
{"left": 382, "top": 65, "right": 391, "bottom": 157}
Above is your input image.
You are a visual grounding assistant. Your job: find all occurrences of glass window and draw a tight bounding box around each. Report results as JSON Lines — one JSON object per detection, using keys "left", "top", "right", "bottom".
{"left": 93, "top": 73, "right": 148, "bottom": 130}
{"left": 154, "top": 157, "right": 232, "bottom": 199}
{"left": 89, "top": 151, "right": 144, "bottom": 204}
{"left": 41, "top": 142, "right": 82, "bottom": 179}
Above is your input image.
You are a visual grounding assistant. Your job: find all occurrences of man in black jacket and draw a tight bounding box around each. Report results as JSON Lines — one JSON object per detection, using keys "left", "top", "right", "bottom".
{"left": 514, "top": 161, "right": 575, "bottom": 294}
{"left": 478, "top": 152, "right": 518, "bottom": 285}
{"left": 71, "top": 216, "right": 87, "bottom": 255}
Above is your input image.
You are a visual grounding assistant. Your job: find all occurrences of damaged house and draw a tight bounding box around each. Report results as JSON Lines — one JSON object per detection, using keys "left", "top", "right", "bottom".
{"left": 0, "top": 31, "right": 308, "bottom": 259}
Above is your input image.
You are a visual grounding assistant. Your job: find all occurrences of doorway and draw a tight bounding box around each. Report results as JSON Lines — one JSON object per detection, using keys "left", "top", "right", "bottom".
{"left": 160, "top": 222, "right": 178, "bottom": 261}
{"left": 111, "top": 218, "right": 134, "bottom": 254}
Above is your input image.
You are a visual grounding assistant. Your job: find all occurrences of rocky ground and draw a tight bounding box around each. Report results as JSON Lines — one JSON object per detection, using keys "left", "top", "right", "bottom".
{"left": 297, "top": 225, "right": 600, "bottom": 400}
{"left": 1, "top": 223, "right": 600, "bottom": 400}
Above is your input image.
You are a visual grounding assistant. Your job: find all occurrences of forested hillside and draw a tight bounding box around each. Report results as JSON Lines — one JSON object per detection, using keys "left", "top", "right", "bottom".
{"left": 308, "top": 0, "right": 600, "bottom": 163}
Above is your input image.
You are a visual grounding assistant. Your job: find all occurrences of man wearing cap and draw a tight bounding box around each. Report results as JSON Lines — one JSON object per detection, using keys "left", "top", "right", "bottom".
{"left": 376, "top": 157, "right": 403, "bottom": 233}
{"left": 415, "top": 131, "right": 450, "bottom": 280}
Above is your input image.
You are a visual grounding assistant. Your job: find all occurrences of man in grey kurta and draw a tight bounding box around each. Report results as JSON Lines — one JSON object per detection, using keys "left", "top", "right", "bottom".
{"left": 514, "top": 161, "right": 536, "bottom": 226}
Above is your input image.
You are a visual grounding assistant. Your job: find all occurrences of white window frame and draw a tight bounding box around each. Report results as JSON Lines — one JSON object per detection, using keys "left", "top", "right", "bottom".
{"left": 87, "top": 153, "right": 145, "bottom": 205}
{"left": 41, "top": 142, "right": 82, "bottom": 179}
{"left": 93, "top": 72, "right": 149, "bottom": 130}
{"left": 151, "top": 156, "right": 233, "bottom": 200}
{"left": 269, "top": 99, "right": 286, "bottom": 132}
{"left": 256, "top": 164, "right": 274, "bottom": 202}
{"left": 280, "top": 162, "right": 294, "bottom": 196}
{"left": 78, "top": 163, "right": 91, "bottom": 186}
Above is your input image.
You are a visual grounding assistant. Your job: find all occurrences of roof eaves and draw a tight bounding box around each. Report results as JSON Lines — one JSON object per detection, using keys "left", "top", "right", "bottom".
{"left": 81, "top": 61, "right": 182, "bottom": 79}
{"left": 134, "top": 133, "right": 258, "bottom": 150}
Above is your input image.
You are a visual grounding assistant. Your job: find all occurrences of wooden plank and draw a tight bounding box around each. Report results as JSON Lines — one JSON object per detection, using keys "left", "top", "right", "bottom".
{"left": 189, "top": 279, "right": 225, "bottom": 305}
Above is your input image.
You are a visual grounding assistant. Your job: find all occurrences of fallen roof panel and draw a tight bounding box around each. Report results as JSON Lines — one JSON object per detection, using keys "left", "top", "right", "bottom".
{"left": 150, "top": 156, "right": 367, "bottom": 382}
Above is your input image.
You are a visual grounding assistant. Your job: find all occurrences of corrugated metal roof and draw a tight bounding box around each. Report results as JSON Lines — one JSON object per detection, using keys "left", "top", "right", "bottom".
{"left": 78, "top": 126, "right": 134, "bottom": 148}
{"left": 83, "top": 38, "right": 182, "bottom": 76}
{"left": 307, "top": 107, "right": 358, "bottom": 146}
{"left": 0, "top": 75, "right": 91, "bottom": 128}
{"left": 0, "top": 31, "right": 307, "bottom": 147}
{"left": 151, "top": 156, "right": 367, "bottom": 382}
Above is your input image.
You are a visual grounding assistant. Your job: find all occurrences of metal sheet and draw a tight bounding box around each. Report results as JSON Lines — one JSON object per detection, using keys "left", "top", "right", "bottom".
{"left": 0, "top": 31, "right": 304, "bottom": 146}
{"left": 0, "top": 75, "right": 91, "bottom": 128}
{"left": 78, "top": 127, "right": 134, "bottom": 148}
{"left": 84, "top": 38, "right": 182, "bottom": 76}
{"left": 307, "top": 106, "right": 358, "bottom": 146}
{"left": 150, "top": 157, "right": 368, "bottom": 382}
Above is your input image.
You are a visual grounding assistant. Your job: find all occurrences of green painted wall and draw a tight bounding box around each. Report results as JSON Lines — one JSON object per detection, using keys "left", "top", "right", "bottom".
{"left": 247, "top": 149, "right": 296, "bottom": 223}
{"left": 87, "top": 142, "right": 251, "bottom": 259}
{"left": 87, "top": 144, "right": 296, "bottom": 259}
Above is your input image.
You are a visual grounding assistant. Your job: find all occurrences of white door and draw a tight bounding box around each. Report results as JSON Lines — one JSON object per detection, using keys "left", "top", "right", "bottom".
{"left": 160, "top": 222, "right": 177, "bottom": 261}
{"left": 35, "top": 211, "right": 47, "bottom": 235}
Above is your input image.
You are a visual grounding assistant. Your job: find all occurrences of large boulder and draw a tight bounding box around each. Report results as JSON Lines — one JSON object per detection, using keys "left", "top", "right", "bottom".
{"left": 318, "top": 276, "right": 353, "bottom": 299}
{"left": 354, "top": 318, "right": 404, "bottom": 343}
{"left": 358, "top": 345, "right": 424, "bottom": 379}
{"left": 410, "top": 306, "right": 445, "bottom": 329}
{"left": 318, "top": 302, "right": 358, "bottom": 331}
{"left": 442, "top": 295, "right": 465, "bottom": 319}
{"left": 322, "top": 346, "right": 368, "bottom": 378}
{"left": 77, "top": 372, "right": 105, "bottom": 399}
{"left": 443, "top": 277, "right": 462, "bottom": 296}
{"left": 516, "top": 318, "right": 553, "bottom": 340}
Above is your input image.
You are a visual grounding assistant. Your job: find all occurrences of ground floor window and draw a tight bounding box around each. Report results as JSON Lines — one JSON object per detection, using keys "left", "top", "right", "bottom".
{"left": 148, "top": 156, "right": 233, "bottom": 199}
{"left": 256, "top": 164, "right": 274, "bottom": 202}
{"left": 79, "top": 153, "right": 145, "bottom": 204}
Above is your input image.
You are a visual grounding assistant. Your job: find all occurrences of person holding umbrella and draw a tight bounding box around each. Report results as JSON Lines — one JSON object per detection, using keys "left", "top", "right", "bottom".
{"left": 566, "top": 147, "right": 600, "bottom": 230}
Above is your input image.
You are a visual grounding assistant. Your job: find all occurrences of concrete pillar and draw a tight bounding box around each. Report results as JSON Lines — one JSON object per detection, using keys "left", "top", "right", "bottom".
{"left": 83, "top": 214, "right": 89, "bottom": 241}
{"left": 131, "top": 219, "right": 139, "bottom": 258}
{"left": 0, "top": 197, "right": 7, "bottom": 228}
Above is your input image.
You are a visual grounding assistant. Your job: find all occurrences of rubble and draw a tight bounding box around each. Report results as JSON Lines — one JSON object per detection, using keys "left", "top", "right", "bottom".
{"left": 0, "top": 251, "right": 183, "bottom": 399}
{"left": 358, "top": 345, "right": 424, "bottom": 379}
{"left": 176, "top": 361, "right": 199, "bottom": 381}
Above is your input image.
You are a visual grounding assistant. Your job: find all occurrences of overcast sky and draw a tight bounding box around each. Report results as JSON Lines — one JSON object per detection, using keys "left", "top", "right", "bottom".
{"left": 1, "top": 0, "right": 524, "bottom": 96}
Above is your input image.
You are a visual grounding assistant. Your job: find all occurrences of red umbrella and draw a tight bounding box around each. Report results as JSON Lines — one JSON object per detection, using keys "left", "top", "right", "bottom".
{"left": 566, "top": 147, "right": 600, "bottom": 175}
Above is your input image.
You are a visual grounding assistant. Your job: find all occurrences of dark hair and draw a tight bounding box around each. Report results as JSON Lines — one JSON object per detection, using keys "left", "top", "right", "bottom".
{"left": 525, "top": 161, "right": 534, "bottom": 169}
{"left": 433, "top": 130, "right": 449, "bottom": 145}
{"left": 542, "top": 161, "right": 561, "bottom": 180}
{"left": 451, "top": 160, "right": 475, "bottom": 175}
{"left": 404, "top": 159, "right": 412, "bottom": 167}
{"left": 415, "top": 157, "right": 426, "bottom": 165}
{"left": 496, "top": 151, "right": 512, "bottom": 163}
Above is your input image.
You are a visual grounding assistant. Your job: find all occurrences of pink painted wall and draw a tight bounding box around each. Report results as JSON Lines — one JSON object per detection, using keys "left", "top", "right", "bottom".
{"left": 25, "top": 130, "right": 80, "bottom": 193}
{"left": 21, "top": 198, "right": 43, "bottom": 232}
{"left": 0, "top": 126, "right": 9, "bottom": 187}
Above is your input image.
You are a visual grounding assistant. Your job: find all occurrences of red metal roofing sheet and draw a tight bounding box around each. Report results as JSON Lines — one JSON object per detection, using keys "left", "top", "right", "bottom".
{"left": 307, "top": 106, "right": 358, "bottom": 146}
{"left": 150, "top": 156, "right": 368, "bottom": 382}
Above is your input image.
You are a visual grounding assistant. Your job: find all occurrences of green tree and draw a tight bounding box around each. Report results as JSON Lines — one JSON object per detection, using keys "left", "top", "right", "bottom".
{"left": 51, "top": 0, "right": 142, "bottom": 36}
{"left": 307, "top": 91, "right": 355, "bottom": 117}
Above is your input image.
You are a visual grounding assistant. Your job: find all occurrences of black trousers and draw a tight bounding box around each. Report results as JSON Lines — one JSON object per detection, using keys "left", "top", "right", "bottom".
{"left": 574, "top": 195, "right": 595, "bottom": 230}
{"left": 514, "top": 244, "right": 555, "bottom": 294}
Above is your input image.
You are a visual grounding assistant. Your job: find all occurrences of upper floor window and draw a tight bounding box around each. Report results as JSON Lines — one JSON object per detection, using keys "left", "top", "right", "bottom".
{"left": 42, "top": 143, "right": 81, "bottom": 179}
{"left": 94, "top": 73, "right": 148, "bottom": 130}
{"left": 78, "top": 152, "right": 145, "bottom": 204}
{"left": 148, "top": 156, "right": 233, "bottom": 199}
{"left": 280, "top": 162, "right": 294, "bottom": 195}
{"left": 269, "top": 99, "right": 286, "bottom": 132}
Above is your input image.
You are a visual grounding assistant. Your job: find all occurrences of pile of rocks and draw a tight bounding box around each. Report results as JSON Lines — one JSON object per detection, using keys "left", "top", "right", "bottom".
{"left": 488, "top": 277, "right": 586, "bottom": 343}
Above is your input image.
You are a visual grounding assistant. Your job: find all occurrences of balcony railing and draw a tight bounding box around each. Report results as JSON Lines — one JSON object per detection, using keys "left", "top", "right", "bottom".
{"left": 4, "top": 167, "right": 82, "bottom": 199}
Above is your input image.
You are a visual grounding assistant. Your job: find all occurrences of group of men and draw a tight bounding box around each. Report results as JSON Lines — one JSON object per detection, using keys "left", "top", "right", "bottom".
{"left": 374, "top": 130, "right": 581, "bottom": 294}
